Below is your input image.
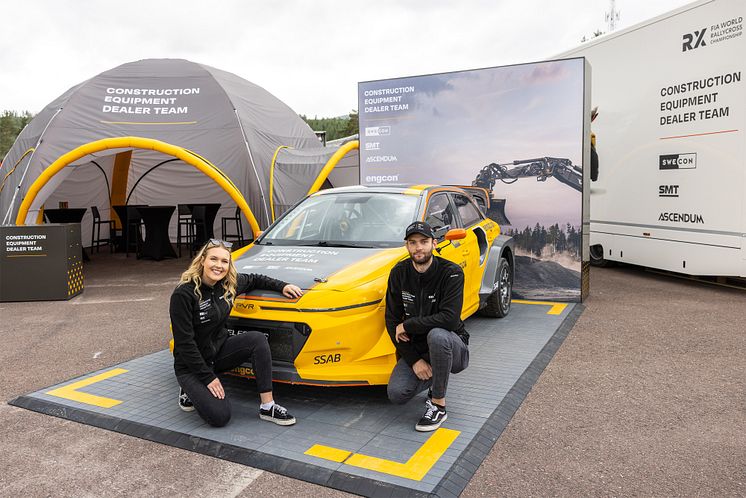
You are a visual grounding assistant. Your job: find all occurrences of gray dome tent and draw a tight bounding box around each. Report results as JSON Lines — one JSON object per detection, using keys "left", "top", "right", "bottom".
{"left": 0, "top": 58, "right": 325, "bottom": 239}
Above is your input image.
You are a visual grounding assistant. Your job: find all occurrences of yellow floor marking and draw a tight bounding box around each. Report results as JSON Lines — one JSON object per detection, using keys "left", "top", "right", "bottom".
{"left": 46, "top": 368, "right": 128, "bottom": 408}
{"left": 512, "top": 299, "right": 568, "bottom": 315}
{"left": 305, "top": 428, "right": 460, "bottom": 481}
{"left": 305, "top": 444, "right": 352, "bottom": 463}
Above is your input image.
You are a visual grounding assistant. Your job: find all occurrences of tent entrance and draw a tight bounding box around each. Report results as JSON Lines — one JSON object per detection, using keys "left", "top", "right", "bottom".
{"left": 15, "top": 137, "right": 261, "bottom": 240}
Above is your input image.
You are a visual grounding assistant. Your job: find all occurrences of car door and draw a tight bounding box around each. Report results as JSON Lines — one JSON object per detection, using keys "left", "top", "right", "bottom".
{"left": 424, "top": 192, "right": 465, "bottom": 270}
{"left": 451, "top": 192, "right": 488, "bottom": 314}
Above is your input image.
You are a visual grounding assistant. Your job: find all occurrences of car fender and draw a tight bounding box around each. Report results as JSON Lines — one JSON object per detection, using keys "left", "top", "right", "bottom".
{"left": 479, "top": 234, "right": 514, "bottom": 299}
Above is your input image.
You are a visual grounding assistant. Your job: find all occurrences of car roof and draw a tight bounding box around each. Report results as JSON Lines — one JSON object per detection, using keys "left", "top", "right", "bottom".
{"left": 311, "top": 184, "right": 467, "bottom": 197}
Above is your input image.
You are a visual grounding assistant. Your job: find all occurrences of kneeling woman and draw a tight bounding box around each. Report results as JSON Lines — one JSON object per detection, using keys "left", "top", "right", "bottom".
{"left": 170, "top": 239, "right": 303, "bottom": 427}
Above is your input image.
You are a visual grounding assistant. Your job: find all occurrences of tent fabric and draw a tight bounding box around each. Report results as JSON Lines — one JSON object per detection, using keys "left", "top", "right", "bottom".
{"left": 271, "top": 147, "right": 336, "bottom": 220}
{"left": 325, "top": 134, "right": 360, "bottom": 189}
{"left": 0, "top": 58, "right": 322, "bottom": 238}
{"left": 270, "top": 138, "right": 362, "bottom": 221}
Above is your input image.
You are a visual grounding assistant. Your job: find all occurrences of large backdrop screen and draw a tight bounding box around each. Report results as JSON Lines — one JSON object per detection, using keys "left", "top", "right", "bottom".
{"left": 358, "top": 58, "right": 590, "bottom": 301}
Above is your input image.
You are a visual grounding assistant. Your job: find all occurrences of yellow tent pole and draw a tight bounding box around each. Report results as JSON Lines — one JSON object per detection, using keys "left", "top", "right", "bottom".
{"left": 269, "top": 145, "right": 289, "bottom": 222}
{"left": 184, "top": 148, "right": 240, "bottom": 191}
{"left": 15, "top": 136, "right": 262, "bottom": 239}
{"left": 307, "top": 140, "right": 359, "bottom": 195}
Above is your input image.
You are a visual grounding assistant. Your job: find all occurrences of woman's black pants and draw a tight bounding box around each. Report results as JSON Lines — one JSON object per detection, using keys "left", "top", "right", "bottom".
{"left": 176, "top": 331, "right": 273, "bottom": 427}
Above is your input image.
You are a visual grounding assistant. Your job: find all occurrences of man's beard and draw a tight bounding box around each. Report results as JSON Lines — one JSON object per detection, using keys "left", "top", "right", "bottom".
{"left": 411, "top": 251, "right": 433, "bottom": 265}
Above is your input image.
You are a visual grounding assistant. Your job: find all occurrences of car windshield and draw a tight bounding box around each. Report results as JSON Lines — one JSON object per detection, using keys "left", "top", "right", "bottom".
{"left": 259, "top": 192, "right": 418, "bottom": 248}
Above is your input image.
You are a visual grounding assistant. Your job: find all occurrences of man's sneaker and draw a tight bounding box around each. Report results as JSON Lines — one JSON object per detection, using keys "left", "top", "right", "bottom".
{"left": 178, "top": 388, "right": 195, "bottom": 412}
{"left": 415, "top": 399, "right": 447, "bottom": 432}
{"left": 259, "top": 403, "right": 296, "bottom": 426}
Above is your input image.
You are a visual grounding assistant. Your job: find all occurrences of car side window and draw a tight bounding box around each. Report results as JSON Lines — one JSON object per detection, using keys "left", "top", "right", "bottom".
{"left": 425, "top": 193, "right": 457, "bottom": 239}
{"left": 453, "top": 193, "right": 483, "bottom": 228}
{"left": 472, "top": 196, "right": 487, "bottom": 215}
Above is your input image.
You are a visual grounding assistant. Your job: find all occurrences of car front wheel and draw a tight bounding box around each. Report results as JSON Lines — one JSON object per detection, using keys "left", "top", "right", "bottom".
{"left": 480, "top": 257, "right": 511, "bottom": 318}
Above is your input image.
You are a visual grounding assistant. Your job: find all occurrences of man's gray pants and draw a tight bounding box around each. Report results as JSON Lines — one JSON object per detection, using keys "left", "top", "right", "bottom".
{"left": 387, "top": 328, "right": 469, "bottom": 403}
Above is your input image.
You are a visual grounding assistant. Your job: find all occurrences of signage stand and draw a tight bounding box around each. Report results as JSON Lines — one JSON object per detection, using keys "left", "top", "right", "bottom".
{"left": 0, "top": 223, "right": 84, "bottom": 302}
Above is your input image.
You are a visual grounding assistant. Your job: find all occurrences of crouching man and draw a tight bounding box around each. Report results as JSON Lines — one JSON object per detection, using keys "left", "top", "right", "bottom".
{"left": 385, "top": 221, "right": 470, "bottom": 431}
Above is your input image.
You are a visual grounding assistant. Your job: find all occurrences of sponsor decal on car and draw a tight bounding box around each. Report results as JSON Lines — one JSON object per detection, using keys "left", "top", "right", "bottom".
{"left": 232, "top": 366, "right": 255, "bottom": 377}
{"left": 314, "top": 353, "right": 341, "bottom": 365}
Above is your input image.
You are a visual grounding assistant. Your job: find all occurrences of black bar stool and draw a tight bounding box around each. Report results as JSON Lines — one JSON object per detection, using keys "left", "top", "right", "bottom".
{"left": 90, "top": 206, "right": 116, "bottom": 253}
{"left": 221, "top": 206, "right": 244, "bottom": 245}
{"left": 176, "top": 204, "right": 196, "bottom": 257}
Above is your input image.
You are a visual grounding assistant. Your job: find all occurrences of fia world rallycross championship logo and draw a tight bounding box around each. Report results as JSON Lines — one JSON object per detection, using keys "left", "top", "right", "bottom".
{"left": 682, "top": 16, "right": 744, "bottom": 51}
{"left": 682, "top": 28, "right": 707, "bottom": 51}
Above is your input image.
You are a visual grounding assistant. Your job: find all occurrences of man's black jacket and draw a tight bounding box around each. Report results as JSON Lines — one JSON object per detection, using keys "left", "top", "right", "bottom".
{"left": 385, "top": 255, "right": 468, "bottom": 366}
{"left": 170, "top": 273, "right": 287, "bottom": 385}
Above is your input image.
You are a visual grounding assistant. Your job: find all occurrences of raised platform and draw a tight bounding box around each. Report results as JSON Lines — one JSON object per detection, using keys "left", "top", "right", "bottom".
{"left": 10, "top": 301, "right": 581, "bottom": 497}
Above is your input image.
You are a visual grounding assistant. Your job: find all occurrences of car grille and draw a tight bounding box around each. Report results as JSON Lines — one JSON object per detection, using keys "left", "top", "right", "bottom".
{"left": 225, "top": 318, "right": 311, "bottom": 364}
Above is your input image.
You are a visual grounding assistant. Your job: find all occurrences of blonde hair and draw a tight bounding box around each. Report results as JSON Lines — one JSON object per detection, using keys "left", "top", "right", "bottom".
{"left": 178, "top": 240, "right": 238, "bottom": 303}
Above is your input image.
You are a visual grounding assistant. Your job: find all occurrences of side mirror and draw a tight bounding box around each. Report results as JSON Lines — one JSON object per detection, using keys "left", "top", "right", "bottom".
{"left": 445, "top": 228, "right": 466, "bottom": 241}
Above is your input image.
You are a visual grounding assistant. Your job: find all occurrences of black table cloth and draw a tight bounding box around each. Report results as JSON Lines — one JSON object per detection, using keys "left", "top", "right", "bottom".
{"left": 44, "top": 208, "right": 87, "bottom": 223}
{"left": 185, "top": 203, "right": 221, "bottom": 248}
{"left": 112, "top": 205, "right": 147, "bottom": 255}
{"left": 138, "top": 206, "right": 177, "bottom": 260}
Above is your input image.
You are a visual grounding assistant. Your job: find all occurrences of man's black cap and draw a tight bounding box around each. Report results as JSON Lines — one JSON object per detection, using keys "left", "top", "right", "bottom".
{"left": 405, "top": 221, "right": 435, "bottom": 240}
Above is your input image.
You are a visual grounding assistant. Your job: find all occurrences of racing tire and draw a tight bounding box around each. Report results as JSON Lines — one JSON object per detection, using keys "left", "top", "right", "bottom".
{"left": 589, "top": 244, "right": 610, "bottom": 267}
{"left": 480, "top": 257, "right": 512, "bottom": 318}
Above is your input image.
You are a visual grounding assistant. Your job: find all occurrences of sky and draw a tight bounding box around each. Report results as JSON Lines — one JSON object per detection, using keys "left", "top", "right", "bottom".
{"left": 0, "top": 0, "right": 695, "bottom": 118}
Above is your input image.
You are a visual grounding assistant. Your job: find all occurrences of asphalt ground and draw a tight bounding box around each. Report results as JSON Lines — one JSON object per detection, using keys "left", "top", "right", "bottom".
{"left": 0, "top": 252, "right": 743, "bottom": 497}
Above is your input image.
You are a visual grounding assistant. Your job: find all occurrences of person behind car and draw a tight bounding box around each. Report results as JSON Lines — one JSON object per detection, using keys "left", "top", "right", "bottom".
{"left": 170, "top": 238, "right": 303, "bottom": 427}
{"left": 385, "top": 221, "right": 470, "bottom": 431}
{"left": 591, "top": 106, "right": 599, "bottom": 182}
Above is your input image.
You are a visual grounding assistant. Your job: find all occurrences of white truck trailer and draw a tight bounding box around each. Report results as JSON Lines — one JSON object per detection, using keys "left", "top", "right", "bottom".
{"left": 558, "top": 0, "right": 745, "bottom": 277}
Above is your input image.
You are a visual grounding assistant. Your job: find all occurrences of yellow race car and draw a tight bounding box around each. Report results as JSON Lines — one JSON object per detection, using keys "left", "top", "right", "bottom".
{"left": 225, "top": 185, "right": 514, "bottom": 386}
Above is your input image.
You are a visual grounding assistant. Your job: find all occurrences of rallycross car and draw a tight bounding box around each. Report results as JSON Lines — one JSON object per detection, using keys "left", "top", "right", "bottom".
{"left": 215, "top": 185, "right": 513, "bottom": 386}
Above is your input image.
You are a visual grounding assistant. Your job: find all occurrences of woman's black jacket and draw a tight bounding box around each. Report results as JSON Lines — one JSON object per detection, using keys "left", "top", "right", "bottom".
{"left": 170, "top": 273, "right": 287, "bottom": 385}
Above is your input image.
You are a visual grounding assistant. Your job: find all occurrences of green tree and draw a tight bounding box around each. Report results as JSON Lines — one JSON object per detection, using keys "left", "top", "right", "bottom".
{"left": 532, "top": 223, "right": 542, "bottom": 257}
{"left": 299, "top": 110, "right": 359, "bottom": 142}
{"left": 343, "top": 110, "right": 358, "bottom": 137}
{"left": 0, "top": 110, "right": 33, "bottom": 160}
{"left": 548, "top": 223, "right": 559, "bottom": 254}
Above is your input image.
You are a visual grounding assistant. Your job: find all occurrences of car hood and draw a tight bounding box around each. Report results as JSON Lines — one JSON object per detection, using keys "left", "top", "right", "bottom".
{"left": 234, "top": 244, "right": 407, "bottom": 296}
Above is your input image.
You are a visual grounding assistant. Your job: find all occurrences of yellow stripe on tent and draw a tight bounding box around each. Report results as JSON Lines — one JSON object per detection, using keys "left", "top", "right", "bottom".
{"left": 110, "top": 151, "right": 132, "bottom": 228}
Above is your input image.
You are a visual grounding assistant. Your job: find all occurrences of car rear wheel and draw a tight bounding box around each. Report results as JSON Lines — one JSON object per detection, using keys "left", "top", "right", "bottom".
{"left": 480, "top": 257, "right": 511, "bottom": 318}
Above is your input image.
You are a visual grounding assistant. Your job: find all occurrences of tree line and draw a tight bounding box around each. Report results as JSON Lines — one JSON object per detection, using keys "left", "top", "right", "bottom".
{"left": 299, "top": 110, "right": 358, "bottom": 142}
{"left": 506, "top": 223, "right": 582, "bottom": 259}
{"left": 1, "top": 111, "right": 34, "bottom": 159}
{"left": 1, "top": 109, "right": 358, "bottom": 160}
